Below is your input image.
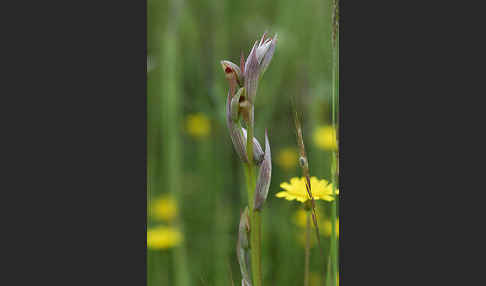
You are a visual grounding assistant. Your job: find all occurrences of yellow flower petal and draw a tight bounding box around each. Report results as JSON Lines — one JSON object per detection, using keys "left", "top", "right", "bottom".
{"left": 275, "top": 191, "right": 288, "bottom": 198}
{"left": 279, "top": 182, "right": 292, "bottom": 191}
{"left": 276, "top": 176, "right": 338, "bottom": 203}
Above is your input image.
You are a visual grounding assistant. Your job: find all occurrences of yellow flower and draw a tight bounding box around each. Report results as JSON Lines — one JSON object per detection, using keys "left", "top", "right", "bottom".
{"left": 147, "top": 226, "right": 182, "bottom": 250}
{"left": 293, "top": 209, "right": 308, "bottom": 228}
{"left": 323, "top": 218, "right": 339, "bottom": 238}
{"left": 276, "top": 148, "right": 298, "bottom": 170}
{"left": 276, "top": 177, "right": 338, "bottom": 203}
{"left": 151, "top": 195, "right": 177, "bottom": 222}
{"left": 185, "top": 113, "right": 211, "bottom": 138}
{"left": 313, "top": 126, "right": 337, "bottom": 151}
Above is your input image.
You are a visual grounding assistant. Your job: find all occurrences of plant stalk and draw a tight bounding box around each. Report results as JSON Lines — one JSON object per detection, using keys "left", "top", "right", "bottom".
{"left": 244, "top": 107, "right": 263, "bottom": 286}
{"left": 330, "top": 0, "right": 339, "bottom": 284}
{"left": 304, "top": 210, "right": 311, "bottom": 286}
{"left": 161, "top": 26, "right": 190, "bottom": 286}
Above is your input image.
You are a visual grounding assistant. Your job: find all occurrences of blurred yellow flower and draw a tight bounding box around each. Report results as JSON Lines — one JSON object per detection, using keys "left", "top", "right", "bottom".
{"left": 276, "top": 148, "right": 298, "bottom": 170}
{"left": 151, "top": 195, "right": 178, "bottom": 222}
{"left": 293, "top": 209, "right": 308, "bottom": 228}
{"left": 323, "top": 218, "right": 339, "bottom": 238}
{"left": 276, "top": 177, "right": 339, "bottom": 203}
{"left": 147, "top": 226, "right": 182, "bottom": 250}
{"left": 185, "top": 113, "right": 211, "bottom": 138}
{"left": 313, "top": 126, "right": 337, "bottom": 151}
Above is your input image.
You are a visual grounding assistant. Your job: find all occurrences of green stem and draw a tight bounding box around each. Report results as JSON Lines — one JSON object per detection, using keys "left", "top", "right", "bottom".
{"left": 251, "top": 210, "right": 262, "bottom": 286}
{"left": 304, "top": 210, "right": 311, "bottom": 286}
{"left": 244, "top": 107, "right": 263, "bottom": 286}
{"left": 330, "top": 1, "right": 339, "bottom": 284}
{"left": 162, "top": 16, "right": 190, "bottom": 286}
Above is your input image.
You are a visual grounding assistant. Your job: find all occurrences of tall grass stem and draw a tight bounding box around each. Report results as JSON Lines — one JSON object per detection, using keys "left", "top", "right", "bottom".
{"left": 162, "top": 21, "right": 190, "bottom": 286}
{"left": 329, "top": 0, "right": 340, "bottom": 284}
{"left": 304, "top": 210, "right": 311, "bottom": 286}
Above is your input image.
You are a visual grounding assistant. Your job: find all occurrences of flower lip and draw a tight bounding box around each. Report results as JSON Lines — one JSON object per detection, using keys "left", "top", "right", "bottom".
{"left": 221, "top": 60, "right": 242, "bottom": 86}
{"left": 221, "top": 60, "right": 241, "bottom": 77}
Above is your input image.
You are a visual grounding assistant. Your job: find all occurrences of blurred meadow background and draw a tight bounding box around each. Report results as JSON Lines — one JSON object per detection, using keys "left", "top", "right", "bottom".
{"left": 147, "top": 0, "right": 338, "bottom": 285}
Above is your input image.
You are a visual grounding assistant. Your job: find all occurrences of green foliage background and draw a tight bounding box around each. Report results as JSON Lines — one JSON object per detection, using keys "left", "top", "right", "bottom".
{"left": 147, "top": 0, "right": 337, "bottom": 285}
